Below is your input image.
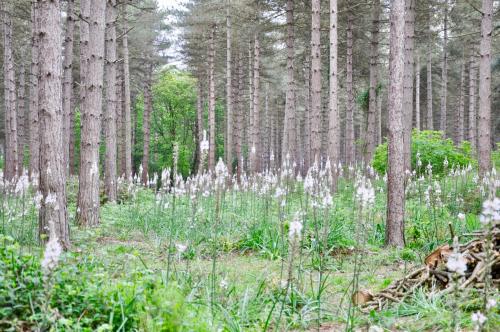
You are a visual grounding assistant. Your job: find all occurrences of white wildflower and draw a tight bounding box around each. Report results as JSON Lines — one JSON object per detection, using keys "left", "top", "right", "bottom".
{"left": 289, "top": 214, "right": 303, "bottom": 239}
{"left": 457, "top": 213, "right": 465, "bottom": 221}
{"left": 471, "top": 312, "right": 487, "bottom": 326}
{"left": 486, "top": 298, "right": 497, "bottom": 310}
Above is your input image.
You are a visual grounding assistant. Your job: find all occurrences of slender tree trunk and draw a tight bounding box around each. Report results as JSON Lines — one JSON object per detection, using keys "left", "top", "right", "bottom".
{"left": 376, "top": 88, "right": 382, "bottom": 145}
{"left": 345, "top": 10, "right": 354, "bottom": 165}
{"left": 426, "top": 4, "right": 433, "bottom": 130}
{"left": 69, "top": 88, "right": 76, "bottom": 174}
{"left": 122, "top": 6, "right": 132, "bottom": 180}
{"left": 282, "top": 0, "right": 296, "bottom": 163}
{"left": 468, "top": 54, "right": 477, "bottom": 152}
{"left": 62, "top": 0, "right": 75, "bottom": 174}
{"left": 196, "top": 74, "right": 204, "bottom": 172}
{"left": 439, "top": 0, "right": 448, "bottom": 135}
{"left": 225, "top": 7, "right": 233, "bottom": 174}
{"left": 415, "top": 54, "right": 420, "bottom": 130}
{"left": 3, "top": 3, "right": 18, "bottom": 181}
{"left": 29, "top": 2, "right": 40, "bottom": 179}
{"left": 38, "top": 0, "right": 69, "bottom": 247}
{"left": 478, "top": 0, "right": 493, "bottom": 177}
{"left": 303, "top": 56, "right": 311, "bottom": 172}
{"left": 77, "top": 0, "right": 106, "bottom": 227}
{"left": 364, "top": 0, "right": 380, "bottom": 164}
{"left": 104, "top": 0, "right": 117, "bottom": 201}
{"left": 246, "top": 40, "right": 253, "bottom": 172}
{"left": 310, "top": 0, "right": 321, "bottom": 163}
{"left": 251, "top": 33, "right": 261, "bottom": 173}
{"left": 141, "top": 66, "right": 153, "bottom": 185}
{"left": 17, "top": 58, "right": 26, "bottom": 175}
{"left": 116, "top": 64, "right": 123, "bottom": 176}
{"left": 403, "top": 0, "right": 415, "bottom": 171}
{"left": 236, "top": 51, "right": 243, "bottom": 178}
{"left": 455, "top": 52, "right": 466, "bottom": 144}
{"left": 208, "top": 25, "right": 216, "bottom": 171}
{"left": 386, "top": 0, "right": 406, "bottom": 247}
{"left": 328, "top": 0, "right": 339, "bottom": 169}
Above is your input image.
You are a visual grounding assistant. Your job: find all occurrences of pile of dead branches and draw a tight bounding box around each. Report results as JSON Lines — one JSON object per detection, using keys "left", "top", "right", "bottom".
{"left": 355, "top": 227, "right": 500, "bottom": 312}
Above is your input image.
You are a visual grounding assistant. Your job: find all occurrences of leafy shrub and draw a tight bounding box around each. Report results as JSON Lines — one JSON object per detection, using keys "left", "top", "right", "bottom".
{"left": 0, "top": 236, "right": 209, "bottom": 331}
{"left": 372, "top": 130, "right": 475, "bottom": 175}
{"left": 492, "top": 143, "right": 500, "bottom": 169}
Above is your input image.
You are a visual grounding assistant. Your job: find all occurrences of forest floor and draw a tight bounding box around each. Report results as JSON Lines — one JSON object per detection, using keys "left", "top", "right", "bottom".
{"left": 2, "top": 169, "right": 499, "bottom": 331}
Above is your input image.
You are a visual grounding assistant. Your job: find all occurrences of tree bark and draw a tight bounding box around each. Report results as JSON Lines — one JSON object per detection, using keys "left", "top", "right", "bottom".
{"left": 122, "top": 6, "right": 132, "bottom": 180}
{"left": 282, "top": 0, "right": 296, "bottom": 163}
{"left": 403, "top": 0, "right": 415, "bottom": 171}
{"left": 310, "top": 0, "right": 321, "bottom": 163}
{"left": 208, "top": 25, "right": 216, "bottom": 171}
{"left": 104, "top": 0, "right": 117, "bottom": 201}
{"left": 468, "top": 54, "right": 477, "bottom": 152}
{"left": 38, "top": 0, "right": 69, "bottom": 247}
{"left": 236, "top": 51, "right": 243, "bottom": 178}
{"left": 226, "top": 7, "right": 233, "bottom": 174}
{"left": 62, "top": 0, "right": 75, "bottom": 175}
{"left": 303, "top": 55, "right": 311, "bottom": 171}
{"left": 3, "top": 3, "right": 18, "bottom": 181}
{"left": 29, "top": 1, "right": 40, "bottom": 180}
{"left": 426, "top": 3, "right": 433, "bottom": 130}
{"left": 250, "top": 33, "right": 261, "bottom": 173}
{"left": 386, "top": 0, "right": 406, "bottom": 247}
{"left": 141, "top": 66, "right": 153, "bottom": 185}
{"left": 478, "top": 0, "right": 493, "bottom": 177}
{"left": 455, "top": 52, "right": 466, "bottom": 144}
{"left": 439, "top": 0, "right": 448, "bottom": 135}
{"left": 196, "top": 73, "right": 204, "bottom": 172}
{"left": 77, "top": 0, "right": 106, "bottom": 227}
{"left": 364, "top": 0, "right": 380, "bottom": 164}
{"left": 17, "top": 57, "right": 26, "bottom": 175}
{"left": 415, "top": 54, "right": 420, "bottom": 130}
{"left": 345, "top": 10, "right": 354, "bottom": 165}
{"left": 328, "top": 0, "right": 339, "bottom": 169}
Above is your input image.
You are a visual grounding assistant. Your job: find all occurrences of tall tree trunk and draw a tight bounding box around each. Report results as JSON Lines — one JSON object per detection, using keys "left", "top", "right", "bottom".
{"left": 116, "top": 64, "right": 123, "bottom": 176}
{"left": 403, "top": 0, "right": 415, "bottom": 171}
{"left": 208, "top": 25, "right": 216, "bottom": 171}
{"left": 226, "top": 7, "right": 233, "bottom": 174}
{"left": 77, "top": 0, "right": 106, "bottom": 227}
{"left": 386, "top": 0, "right": 406, "bottom": 247}
{"left": 455, "top": 52, "right": 466, "bottom": 144}
{"left": 196, "top": 73, "right": 204, "bottom": 172}
{"left": 38, "top": 0, "right": 69, "bottom": 247}
{"left": 62, "top": 0, "right": 75, "bottom": 174}
{"left": 426, "top": 3, "right": 433, "bottom": 130}
{"left": 364, "top": 0, "right": 380, "bottom": 164}
{"left": 376, "top": 88, "right": 382, "bottom": 145}
{"left": 3, "top": 3, "right": 18, "bottom": 181}
{"left": 282, "top": 0, "right": 296, "bottom": 163}
{"left": 104, "top": 0, "right": 117, "bottom": 201}
{"left": 17, "top": 58, "right": 26, "bottom": 175}
{"left": 439, "top": 0, "right": 448, "bottom": 134}
{"left": 29, "top": 1, "right": 40, "bottom": 179}
{"left": 468, "top": 54, "right": 477, "bottom": 152}
{"left": 328, "top": 0, "right": 339, "bottom": 169}
{"left": 122, "top": 6, "right": 132, "bottom": 179}
{"left": 478, "top": 0, "right": 493, "bottom": 177}
{"left": 69, "top": 87, "right": 76, "bottom": 174}
{"left": 310, "top": 0, "right": 321, "bottom": 163}
{"left": 236, "top": 51, "right": 243, "bottom": 178}
{"left": 345, "top": 10, "right": 354, "bottom": 165}
{"left": 251, "top": 33, "right": 261, "bottom": 173}
{"left": 141, "top": 66, "right": 152, "bottom": 185}
{"left": 246, "top": 39, "right": 253, "bottom": 172}
{"left": 415, "top": 54, "right": 420, "bottom": 130}
{"left": 303, "top": 55, "right": 311, "bottom": 171}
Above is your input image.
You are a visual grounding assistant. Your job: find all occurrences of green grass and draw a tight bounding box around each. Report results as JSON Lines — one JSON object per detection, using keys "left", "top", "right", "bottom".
{"left": 1, "top": 167, "right": 498, "bottom": 331}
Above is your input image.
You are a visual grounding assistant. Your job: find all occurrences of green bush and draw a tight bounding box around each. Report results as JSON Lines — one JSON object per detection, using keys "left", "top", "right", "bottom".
{"left": 0, "top": 236, "right": 209, "bottom": 331}
{"left": 492, "top": 143, "right": 500, "bottom": 170}
{"left": 372, "top": 130, "right": 475, "bottom": 175}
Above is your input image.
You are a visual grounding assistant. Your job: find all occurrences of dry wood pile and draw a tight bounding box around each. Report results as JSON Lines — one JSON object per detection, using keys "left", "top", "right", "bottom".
{"left": 355, "top": 227, "right": 500, "bottom": 312}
